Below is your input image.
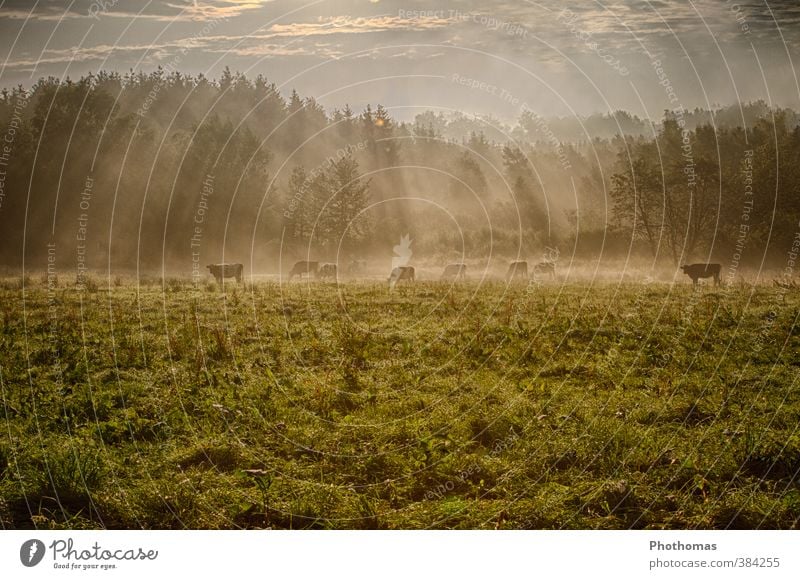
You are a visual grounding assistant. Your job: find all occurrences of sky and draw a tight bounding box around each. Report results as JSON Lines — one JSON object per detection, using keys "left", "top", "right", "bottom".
{"left": 1, "top": 0, "right": 800, "bottom": 122}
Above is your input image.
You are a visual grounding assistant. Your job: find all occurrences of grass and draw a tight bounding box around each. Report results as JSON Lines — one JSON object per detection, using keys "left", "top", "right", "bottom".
{"left": 0, "top": 277, "right": 799, "bottom": 529}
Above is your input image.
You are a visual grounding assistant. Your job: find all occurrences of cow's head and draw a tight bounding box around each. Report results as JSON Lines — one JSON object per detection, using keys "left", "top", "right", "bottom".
{"left": 680, "top": 265, "right": 688, "bottom": 273}
{"left": 206, "top": 265, "right": 214, "bottom": 271}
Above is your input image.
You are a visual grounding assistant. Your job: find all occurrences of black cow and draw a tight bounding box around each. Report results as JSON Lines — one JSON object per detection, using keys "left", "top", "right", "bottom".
{"left": 388, "top": 266, "right": 415, "bottom": 289}
{"left": 207, "top": 263, "right": 243, "bottom": 284}
{"left": 506, "top": 261, "right": 528, "bottom": 282}
{"left": 681, "top": 263, "right": 721, "bottom": 287}
{"left": 532, "top": 261, "right": 556, "bottom": 280}
{"left": 318, "top": 263, "right": 338, "bottom": 280}
{"left": 288, "top": 261, "right": 319, "bottom": 281}
{"left": 441, "top": 263, "right": 466, "bottom": 281}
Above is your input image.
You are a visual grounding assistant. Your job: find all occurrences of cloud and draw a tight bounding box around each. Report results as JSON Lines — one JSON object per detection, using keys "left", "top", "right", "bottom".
{"left": 221, "top": 41, "right": 343, "bottom": 58}
{"left": 3, "top": 43, "right": 159, "bottom": 68}
{"left": 0, "top": 7, "right": 87, "bottom": 21}
{"left": 266, "top": 14, "right": 452, "bottom": 38}
{"left": 0, "top": 0, "right": 273, "bottom": 23}
{"left": 165, "top": 0, "right": 273, "bottom": 21}
{"left": 1, "top": 34, "right": 339, "bottom": 70}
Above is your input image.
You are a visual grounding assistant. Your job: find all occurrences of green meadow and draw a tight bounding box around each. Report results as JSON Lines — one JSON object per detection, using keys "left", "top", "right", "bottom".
{"left": 1, "top": 278, "right": 799, "bottom": 529}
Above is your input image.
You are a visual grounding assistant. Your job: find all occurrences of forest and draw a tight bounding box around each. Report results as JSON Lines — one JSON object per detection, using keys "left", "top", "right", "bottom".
{"left": 2, "top": 68, "right": 800, "bottom": 276}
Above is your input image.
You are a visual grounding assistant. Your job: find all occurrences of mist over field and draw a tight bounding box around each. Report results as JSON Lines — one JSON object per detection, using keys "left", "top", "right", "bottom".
{"left": 2, "top": 71, "right": 800, "bottom": 281}
{"left": 2, "top": 0, "right": 800, "bottom": 532}
{"left": 1, "top": 1, "right": 800, "bottom": 279}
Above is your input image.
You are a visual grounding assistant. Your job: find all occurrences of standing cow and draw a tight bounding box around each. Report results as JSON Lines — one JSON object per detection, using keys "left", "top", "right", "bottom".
{"left": 441, "top": 263, "right": 467, "bottom": 281}
{"left": 207, "top": 263, "right": 243, "bottom": 284}
{"left": 388, "top": 266, "right": 415, "bottom": 290}
{"left": 288, "top": 261, "right": 319, "bottom": 281}
{"left": 681, "top": 263, "right": 721, "bottom": 287}
{"left": 318, "top": 263, "right": 338, "bottom": 280}
{"left": 506, "top": 261, "right": 528, "bottom": 282}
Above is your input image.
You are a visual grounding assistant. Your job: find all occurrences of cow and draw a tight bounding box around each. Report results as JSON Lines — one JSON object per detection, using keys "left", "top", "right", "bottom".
{"left": 318, "top": 263, "right": 338, "bottom": 280}
{"left": 441, "top": 263, "right": 467, "bottom": 281}
{"left": 680, "top": 263, "right": 721, "bottom": 287}
{"left": 506, "top": 261, "right": 528, "bottom": 282}
{"left": 207, "top": 263, "right": 243, "bottom": 284}
{"left": 532, "top": 261, "right": 556, "bottom": 280}
{"left": 388, "top": 266, "right": 415, "bottom": 289}
{"left": 288, "top": 261, "right": 319, "bottom": 281}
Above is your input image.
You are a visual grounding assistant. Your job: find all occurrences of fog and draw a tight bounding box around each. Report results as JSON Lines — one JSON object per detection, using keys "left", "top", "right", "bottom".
{"left": 2, "top": 1, "right": 800, "bottom": 283}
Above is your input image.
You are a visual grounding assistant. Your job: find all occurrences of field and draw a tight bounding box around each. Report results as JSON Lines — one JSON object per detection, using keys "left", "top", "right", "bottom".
{"left": 1, "top": 276, "right": 799, "bottom": 529}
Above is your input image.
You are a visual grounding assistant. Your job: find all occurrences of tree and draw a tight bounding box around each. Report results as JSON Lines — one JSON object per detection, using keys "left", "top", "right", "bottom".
{"left": 611, "top": 143, "right": 665, "bottom": 259}
{"left": 284, "top": 166, "right": 313, "bottom": 243}
{"left": 611, "top": 117, "right": 722, "bottom": 265}
{"left": 502, "top": 145, "right": 546, "bottom": 230}
{"left": 321, "top": 153, "right": 371, "bottom": 251}
{"left": 449, "top": 152, "right": 487, "bottom": 199}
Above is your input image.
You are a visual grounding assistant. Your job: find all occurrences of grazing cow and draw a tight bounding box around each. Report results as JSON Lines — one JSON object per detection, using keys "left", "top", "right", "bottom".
{"left": 347, "top": 259, "right": 367, "bottom": 276}
{"left": 506, "top": 261, "right": 528, "bottom": 282}
{"left": 681, "top": 263, "right": 721, "bottom": 287}
{"left": 532, "top": 261, "right": 556, "bottom": 280}
{"left": 441, "top": 263, "right": 467, "bottom": 281}
{"left": 318, "top": 263, "right": 338, "bottom": 280}
{"left": 207, "top": 263, "right": 243, "bottom": 284}
{"left": 288, "top": 260, "right": 319, "bottom": 281}
{"left": 388, "top": 266, "right": 415, "bottom": 289}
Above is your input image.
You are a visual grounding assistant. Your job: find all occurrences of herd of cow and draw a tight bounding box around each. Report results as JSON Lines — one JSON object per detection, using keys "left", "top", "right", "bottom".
{"left": 205, "top": 261, "right": 722, "bottom": 287}
{"left": 206, "top": 258, "right": 558, "bottom": 287}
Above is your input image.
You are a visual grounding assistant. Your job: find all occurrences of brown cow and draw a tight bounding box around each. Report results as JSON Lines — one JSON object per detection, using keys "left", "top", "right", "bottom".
{"left": 506, "top": 261, "right": 528, "bottom": 282}
{"left": 207, "top": 263, "right": 243, "bottom": 283}
{"left": 288, "top": 261, "right": 319, "bottom": 281}
{"left": 680, "top": 263, "right": 721, "bottom": 287}
{"left": 388, "top": 266, "right": 415, "bottom": 289}
{"left": 318, "top": 263, "right": 338, "bottom": 280}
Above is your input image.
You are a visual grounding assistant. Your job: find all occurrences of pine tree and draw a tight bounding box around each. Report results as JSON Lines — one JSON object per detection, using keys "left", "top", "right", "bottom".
{"left": 284, "top": 166, "right": 312, "bottom": 242}
{"left": 320, "top": 153, "right": 371, "bottom": 250}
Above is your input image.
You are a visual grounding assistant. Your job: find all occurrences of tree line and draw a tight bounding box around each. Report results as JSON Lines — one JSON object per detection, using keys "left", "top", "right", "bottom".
{"left": 0, "top": 68, "right": 798, "bottom": 277}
